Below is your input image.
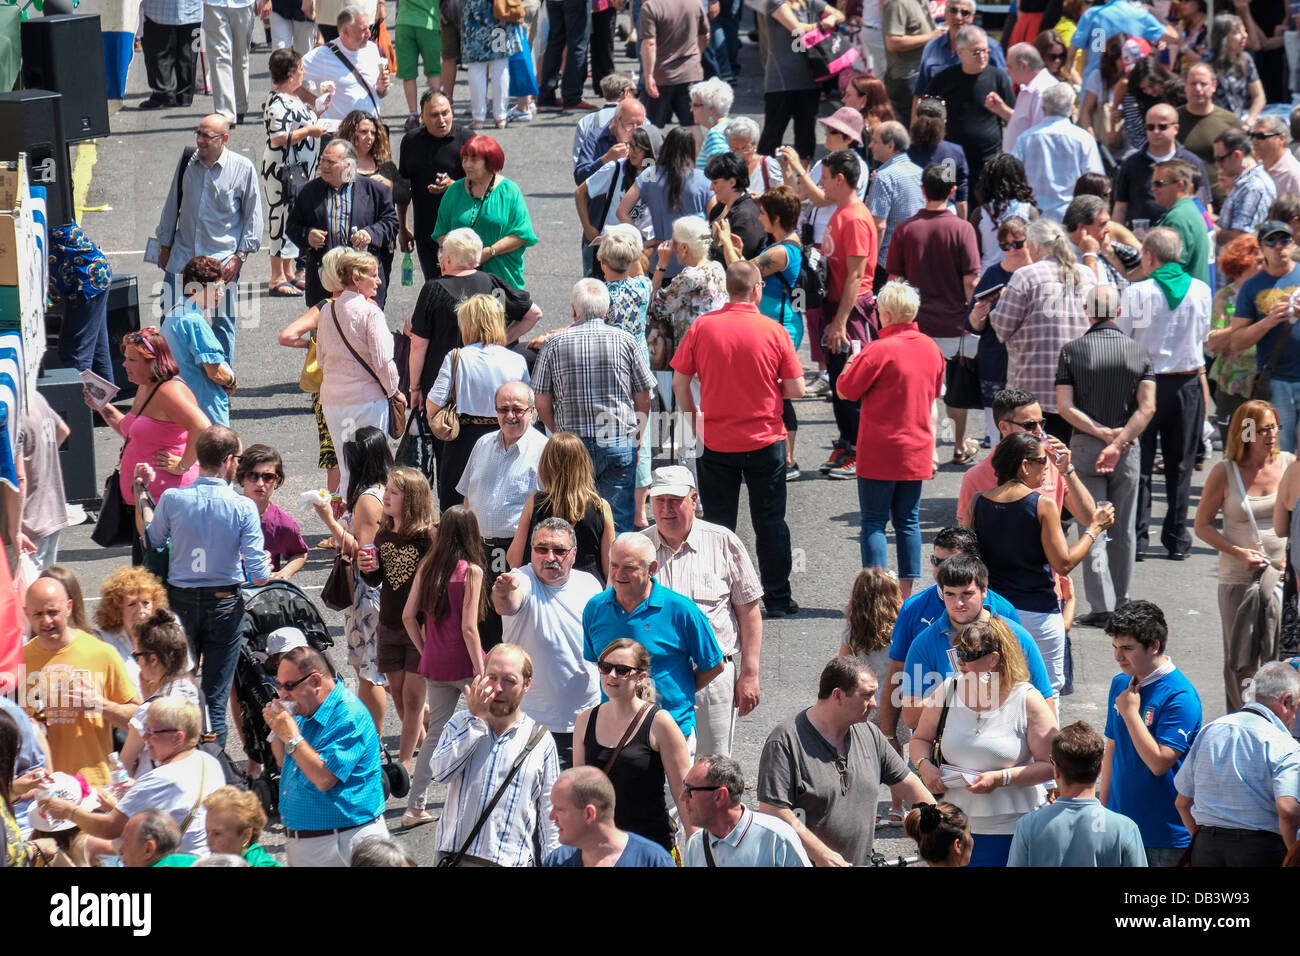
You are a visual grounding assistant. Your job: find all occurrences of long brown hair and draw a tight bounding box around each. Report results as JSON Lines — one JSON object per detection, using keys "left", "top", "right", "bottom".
{"left": 379, "top": 467, "right": 438, "bottom": 537}
{"left": 598, "top": 638, "right": 656, "bottom": 702}
{"left": 538, "top": 433, "right": 603, "bottom": 526}
{"left": 843, "top": 567, "right": 902, "bottom": 657}
{"left": 416, "top": 505, "right": 486, "bottom": 623}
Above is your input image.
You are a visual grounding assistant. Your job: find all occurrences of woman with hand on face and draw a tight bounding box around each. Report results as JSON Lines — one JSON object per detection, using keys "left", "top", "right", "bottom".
{"left": 118, "top": 612, "right": 204, "bottom": 777}
{"left": 908, "top": 618, "right": 1057, "bottom": 867}
{"left": 648, "top": 217, "right": 727, "bottom": 352}
{"left": 573, "top": 639, "right": 692, "bottom": 853}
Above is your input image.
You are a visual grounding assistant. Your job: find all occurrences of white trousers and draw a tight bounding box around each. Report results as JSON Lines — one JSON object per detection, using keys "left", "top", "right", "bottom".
{"left": 468, "top": 58, "right": 510, "bottom": 122}
{"left": 322, "top": 398, "right": 390, "bottom": 492}
{"left": 285, "top": 817, "right": 389, "bottom": 866}
{"left": 270, "top": 11, "right": 316, "bottom": 54}
{"left": 1017, "top": 609, "right": 1067, "bottom": 693}
{"left": 694, "top": 657, "right": 736, "bottom": 758}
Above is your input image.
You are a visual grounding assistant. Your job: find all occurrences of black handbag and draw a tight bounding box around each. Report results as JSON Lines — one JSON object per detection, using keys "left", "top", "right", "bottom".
{"left": 944, "top": 339, "right": 982, "bottom": 410}
{"left": 1251, "top": 322, "right": 1293, "bottom": 402}
{"left": 92, "top": 385, "right": 161, "bottom": 548}
{"left": 321, "top": 551, "right": 355, "bottom": 612}
{"left": 395, "top": 407, "right": 437, "bottom": 482}
{"left": 800, "top": 25, "right": 860, "bottom": 84}
{"left": 271, "top": 93, "right": 312, "bottom": 205}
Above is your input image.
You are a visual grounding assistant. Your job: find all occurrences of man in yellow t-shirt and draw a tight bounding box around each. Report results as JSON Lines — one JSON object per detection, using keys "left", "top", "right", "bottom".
{"left": 23, "top": 578, "right": 140, "bottom": 786}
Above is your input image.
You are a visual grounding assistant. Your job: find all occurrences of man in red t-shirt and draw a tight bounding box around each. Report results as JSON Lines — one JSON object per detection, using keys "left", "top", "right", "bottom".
{"left": 672, "top": 261, "right": 807, "bottom": 617}
{"left": 886, "top": 163, "right": 982, "bottom": 466}
{"left": 820, "top": 149, "right": 879, "bottom": 481}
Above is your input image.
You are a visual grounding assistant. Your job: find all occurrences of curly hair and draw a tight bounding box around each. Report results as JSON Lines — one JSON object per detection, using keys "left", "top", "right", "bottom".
{"left": 976, "top": 153, "right": 1037, "bottom": 221}
{"left": 338, "top": 110, "right": 393, "bottom": 165}
{"left": 843, "top": 567, "right": 902, "bottom": 658}
{"left": 1217, "top": 234, "right": 1261, "bottom": 283}
{"left": 94, "top": 566, "right": 169, "bottom": 632}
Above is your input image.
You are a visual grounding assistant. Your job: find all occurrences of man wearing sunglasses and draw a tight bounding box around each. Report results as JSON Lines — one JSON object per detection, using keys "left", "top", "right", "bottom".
{"left": 263, "top": 646, "right": 388, "bottom": 866}
{"left": 494, "top": 517, "right": 604, "bottom": 769}
{"left": 1150, "top": 159, "right": 1211, "bottom": 286}
{"left": 1251, "top": 115, "right": 1300, "bottom": 199}
{"left": 1215, "top": 127, "right": 1277, "bottom": 250}
{"left": 1113, "top": 103, "right": 1210, "bottom": 232}
{"left": 1228, "top": 221, "right": 1300, "bottom": 454}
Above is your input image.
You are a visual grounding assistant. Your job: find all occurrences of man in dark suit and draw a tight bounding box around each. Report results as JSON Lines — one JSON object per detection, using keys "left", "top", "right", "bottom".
{"left": 287, "top": 138, "right": 399, "bottom": 308}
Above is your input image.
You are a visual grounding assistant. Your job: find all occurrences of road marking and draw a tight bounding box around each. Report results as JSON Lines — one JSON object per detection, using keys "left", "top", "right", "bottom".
{"left": 72, "top": 141, "right": 99, "bottom": 218}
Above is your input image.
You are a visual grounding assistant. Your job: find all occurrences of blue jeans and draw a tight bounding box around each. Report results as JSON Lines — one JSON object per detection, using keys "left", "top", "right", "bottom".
{"left": 162, "top": 271, "right": 239, "bottom": 364}
{"left": 696, "top": 440, "right": 792, "bottom": 608}
{"left": 58, "top": 290, "right": 115, "bottom": 384}
{"left": 707, "top": 0, "right": 741, "bottom": 79}
{"left": 167, "top": 585, "right": 247, "bottom": 747}
{"left": 582, "top": 435, "right": 637, "bottom": 534}
{"left": 856, "top": 478, "right": 923, "bottom": 580}
{"left": 1272, "top": 377, "right": 1300, "bottom": 455}
{"left": 539, "top": 0, "right": 590, "bottom": 105}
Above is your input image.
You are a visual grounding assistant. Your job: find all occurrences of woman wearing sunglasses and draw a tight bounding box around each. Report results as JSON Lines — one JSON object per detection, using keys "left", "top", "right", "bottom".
{"left": 908, "top": 618, "right": 1057, "bottom": 867}
{"left": 573, "top": 638, "right": 692, "bottom": 854}
{"left": 969, "top": 432, "right": 1114, "bottom": 695}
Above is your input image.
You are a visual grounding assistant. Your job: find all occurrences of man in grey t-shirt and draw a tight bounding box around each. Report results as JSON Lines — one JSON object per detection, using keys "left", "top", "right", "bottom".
{"left": 757, "top": 656, "right": 933, "bottom": 866}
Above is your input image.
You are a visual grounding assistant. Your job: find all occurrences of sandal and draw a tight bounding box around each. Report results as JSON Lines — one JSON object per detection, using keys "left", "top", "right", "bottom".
{"left": 951, "top": 438, "right": 979, "bottom": 466}
{"left": 292, "top": 273, "right": 307, "bottom": 290}
{"left": 888, "top": 806, "right": 906, "bottom": 826}
{"left": 269, "top": 282, "right": 302, "bottom": 297}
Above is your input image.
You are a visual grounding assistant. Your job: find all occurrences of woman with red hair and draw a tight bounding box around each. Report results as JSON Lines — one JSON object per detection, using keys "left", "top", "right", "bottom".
{"left": 1205, "top": 234, "right": 1264, "bottom": 433}
{"left": 432, "top": 135, "right": 537, "bottom": 288}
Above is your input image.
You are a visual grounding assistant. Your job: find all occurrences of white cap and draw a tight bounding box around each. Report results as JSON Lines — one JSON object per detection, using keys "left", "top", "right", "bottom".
{"left": 266, "top": 626, "right": 309, "bottom": 657}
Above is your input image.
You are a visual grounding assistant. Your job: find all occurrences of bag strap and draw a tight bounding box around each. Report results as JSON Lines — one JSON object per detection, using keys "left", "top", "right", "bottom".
{"left": 445, "top": 349, "right": 460, "bottom": 410}
{"left": 601, "top": 702, "right": 652, "bottom": 776}
{"left": 931, "top": 678, "right": 956, "bottom": 767}
{"left": 327, "top": 41, "right": 382, "bottom": 114}
{"left": 760, "top": 157, "right": 771, "bottom": 193}
{"left": 172, "top": 146, "right": 195, "bottom": 241}
{"left": 448, "top": 721, "right": 548, "bottom": 866}
{"left": 702, "top": 829, "right": 718, "bottom": 867}
{"left": 1226, "top": 461, "right": 1266, "bottom": 551}
{"left": 1261, "top": 321, "right": 1292, "bottom": 376}
{"left": 177, "top": 755, "right": 208, "bottom": 836}
{"left": 327, "top": 301, "right": 395, "bottom": 399}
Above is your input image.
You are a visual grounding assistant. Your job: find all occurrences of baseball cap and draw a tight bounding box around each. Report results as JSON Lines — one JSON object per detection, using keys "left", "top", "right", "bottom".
{"left": 649, "top": 465, "right": 696, "bottom": 498}
{"left": 266, "top": 626, "right": 309, "bottom": 657}
{"left": 819, "top": 107, "right": 864, "bottom": 146}
{"left": 1258, "top": 220, "right": 1294, "bottom": 241}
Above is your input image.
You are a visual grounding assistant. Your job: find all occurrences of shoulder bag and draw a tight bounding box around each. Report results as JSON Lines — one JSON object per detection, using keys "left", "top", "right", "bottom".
{"left": 272, "top": 92, "right": 312, "bottom": 207}
{"left": 298, "top": 333, "right": 323, "bottom": 393}
{"left": 1250, "top": 322, "right": 1293, "bottom": 402}
{"left": 436, "top": 722, "right": 548, "bottom": 867}
{"left": 326, "top": 301, "right": 408, "bottom": 439}
{"left": 320, "top": 547, "right": 356, "bottom": 611}
{"left": 91, "top": 385, "right": 162, "bottom": 548}
{"left": 327, "top": 41, "right": 383, "bottom": 115}
{"left": 930, "top": 678, "right": 956, "bottom": 768}
{"left": 1226, "top": 461, "right": 1284, "bottom": 668}
{"left": 428, "top": 349, "right": 461, "bottom": 441}
{"left": 492, "top": 0, "right": 525, "bottom": 24}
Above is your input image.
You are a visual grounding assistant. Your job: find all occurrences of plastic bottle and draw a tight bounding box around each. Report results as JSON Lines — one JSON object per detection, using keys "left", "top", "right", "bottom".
{"left": 401, "top": 252, "right": 414, "bottom": 286}
{"left": 108, "top": 752, "right": 129, "bottom": 798}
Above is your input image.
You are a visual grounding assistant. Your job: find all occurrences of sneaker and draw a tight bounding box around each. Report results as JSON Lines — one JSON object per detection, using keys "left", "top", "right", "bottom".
{"left": 403, "top": 113, "right": 421, "bottom": 132}
{"left": 785, "top": 462, "right": 801, "bottom": 481}
{"left": 807, "top": 373, "right": 830, "bottom": 398}
{"left": 827, "top": 456, "right": 856, "bottom": 479}
{"left": 506, "top": 105, "right": 534, "bottom": 123}
{"left": 819, "top": 445, "right": 848, "bottom": 475}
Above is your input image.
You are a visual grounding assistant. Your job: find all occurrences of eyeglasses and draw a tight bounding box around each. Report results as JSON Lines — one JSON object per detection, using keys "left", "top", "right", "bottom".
{"left": 955, "top": 647, "right": 994, "bottom": 663}
{"left": 1250, "top": 131, "right": 1283, "bottom": 140}
{"left": 1145, "top": 123, "right": 1174, "bottom": 132}
{"left": 496, "top": 405, "right": 532, "bottom": 415}
{"left": 532, "top": 544, "right": 573, "bottom": 556}
{"left": 142, "top": 727, "right": 180, "bottom": 738}
{"left": 966, "top": 48, "right": 990, "bottom": 57}
{"left": 597, "top": 661, "right": 642, "bottom": 677}
{"left": 1011, "top": 418, "right": 1046, "bottom": 432}
{"left": 1264, "top": 235, "right": 1294, "bottom": 248}
{"left": 245, "top": 471, "right": 280, "bottom": 484}
{"left": 194, "top": 129, "right": 222, "bottom": 142}
{"left": 1151, "top": 179, "right": 1176, "bottom": 188}
{"left": 279, "top": 673, "right": 316, "bottom": 692}
{"left": 680, "top": 783, "right": 724, "bottom": 797}
{"left": 998, "top": 239, "right": 1025, "bottom": 251}
{"left": 1257, "top": 424, "right": 1281, "bottom": 433}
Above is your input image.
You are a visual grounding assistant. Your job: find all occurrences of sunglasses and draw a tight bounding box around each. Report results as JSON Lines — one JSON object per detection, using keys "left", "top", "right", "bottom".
{"left": 1011, "top": 418, "right": 1047, "bottom": 432}
{"left": 1145, "top": 123, "right": 1174, "bottom": 131}
{"left": 532, "top": 544, "right": 573, "bottom": 556}
{"left": 130, "top": 651, "right": 153, "bottom": 662}
{"left": 597, "top": 661, "right": 642, "bottom": 678}
{"left": 955, "top": 647, "right": 994, "bottom": 663}
{"left": 279, "top": 673, "right": 316, "bottom": 692}
{"left": 1027, "top": 454, "right": 1049, "bottom": 465}
{"left": 1151, "top": 179, "right": 1177, "bottom": 188}
{"left": 1046, "top": 51, "right": 1065, "bottom": 62}
{"left": 1250, "top": 131, "right": 1282, "bottom": 140}
{"left": 681, "top": 783, "right": 724, "bottom": 796}
{"left": 1212, "top": 154, "right": 1231, "bottom": 164}
{"left": 930, "top": 554, "right": 947, "bottom": 567}
{"left": 142, "top": 727, "right": 180, "bottom": 737}
{"left": 1264, "top": 235, "right": 1294, "bottom": 248}
{"left": 999, "top": 239, "right": 1026, "bottom": 251}
{"left": 245, "top": 471, "right": 280, "bottom": 484}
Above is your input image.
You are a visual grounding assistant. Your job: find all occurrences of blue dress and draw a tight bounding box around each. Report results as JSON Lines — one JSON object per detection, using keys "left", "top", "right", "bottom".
{"left": 758, "top": 239, "right": 803, "bottom": 349}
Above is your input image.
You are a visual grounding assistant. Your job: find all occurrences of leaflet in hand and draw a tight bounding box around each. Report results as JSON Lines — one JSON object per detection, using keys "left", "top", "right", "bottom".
{"left": 79, "top": 369, "right": 120, "bottom": 409}
{"left": 938, "top": 763, "right": 985, "bottom": 788}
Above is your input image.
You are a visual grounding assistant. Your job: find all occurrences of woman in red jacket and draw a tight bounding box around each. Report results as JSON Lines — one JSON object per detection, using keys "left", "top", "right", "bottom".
{"left": 836, "top": 280, "right": 945, "bottom": 598}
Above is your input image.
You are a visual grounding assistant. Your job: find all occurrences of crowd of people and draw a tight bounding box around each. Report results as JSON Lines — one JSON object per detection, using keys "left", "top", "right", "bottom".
{"left": 8, "top": 0, "right": 1300, "bottom": 869}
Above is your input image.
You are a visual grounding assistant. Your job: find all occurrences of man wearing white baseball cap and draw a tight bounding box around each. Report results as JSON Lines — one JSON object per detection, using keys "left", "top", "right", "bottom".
{"left": 644, "top": 465, "right": 763, "bottom": 757}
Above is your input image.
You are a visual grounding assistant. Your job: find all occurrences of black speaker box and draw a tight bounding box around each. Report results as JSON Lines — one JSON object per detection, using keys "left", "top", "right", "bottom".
{"left": 36, "top": 366, "right": 100, "bottom": 505}
{"left": 20, "top": 14, "right": 111, "bottom": 142}
{"left": 107, "top": 275, "right": 140, "bottom": 401}
{"left": 0, "top": 90, "right": 73, "bottom": 227}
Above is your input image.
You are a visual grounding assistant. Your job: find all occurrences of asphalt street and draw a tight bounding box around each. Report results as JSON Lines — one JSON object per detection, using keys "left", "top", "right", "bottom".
{"left": 53, "top": 10, "right": 1232, "bottom": 865}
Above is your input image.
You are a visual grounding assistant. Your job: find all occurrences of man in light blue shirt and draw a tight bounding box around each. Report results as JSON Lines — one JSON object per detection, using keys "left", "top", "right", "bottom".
{"left": 1175, "top": 662, "right": 1300, "bottom": 866}
{"left": 681, "top": 755, "right": 810, "bottom": 866}
{"left": 135, "top": 425, "right": 270, "bottom": 747}
{"left": 154, "top": 114, "right": 263, "bottom": 364}
{"left": 1009, "top": 720, "right": 1147, "bottom": 866}
{"left": 867, "top": 121, "right": 924, "bottom": 273}
{"left": 1013, "top": 83, "right": 1103, "bottom": 221}
{"left": 1068, "top": 0, "right": 1176, "bottom": 93}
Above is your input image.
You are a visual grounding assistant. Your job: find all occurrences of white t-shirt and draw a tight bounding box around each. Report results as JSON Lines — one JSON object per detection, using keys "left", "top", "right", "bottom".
{"left": 584, "top": 161, "right": 654, "bottom": 239}
{"left": 117, "top": 750, "right": 225, "bottom": 856}
{"left": 301, "top": 40, "right": 384, "bottom": 121}
{"left": 501, "top": 566, "right": 604, "bottom": 733}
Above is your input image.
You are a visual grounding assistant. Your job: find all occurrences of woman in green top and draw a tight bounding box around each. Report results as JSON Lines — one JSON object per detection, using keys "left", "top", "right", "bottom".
{"left": 203, "top": 786, "right": 283, "bottom": 867}
{"left": 432, "top": 135, "right": 537, "bottom": 289}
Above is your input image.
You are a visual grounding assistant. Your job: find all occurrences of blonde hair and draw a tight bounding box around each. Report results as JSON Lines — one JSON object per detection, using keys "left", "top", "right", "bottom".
{"left": 672, "top": 216, "right": 713, "bottom": 260}
{"left": 203, "top": 786, "right": 268, "bottom": 842}
{"left": 336, "top": 249, "right": 379, "bottom": 288}
{"left": 440, "top": 227, "right": 483, "bottom": 270}
{"left": 1225, "top": 399, "right": 1281, "bottom": 463}
{"left": 380, "top": 466, "right": 438, "bottom": 537}
{"left": 875, "top": 280, "right": 920, "bottom": 323}
{"left": 953, "top": 618, "right": 1030, "bottom": 686}
{"left": 538, "top": 432, "right": 603, "bottom": 526}
{"left": 320, "top": 247, "right": 349, "bottom": 294}
{"left": 456, "top": 293, "right": 507, "bottom": 346}
{"left": 147, "top": 695, "right": 202, "bottom": 745}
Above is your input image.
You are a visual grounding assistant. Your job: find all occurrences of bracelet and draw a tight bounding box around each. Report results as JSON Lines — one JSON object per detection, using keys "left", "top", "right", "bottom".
{"left": 1062, "top": 465, "right": 1076, "bottom": 476}
{"left": 1002, "top": 768, "right": 1013, "bottom": 787}
{"left": 1084, "top": 529, "right": 1098, "bottom": 542}
{"left": 883, "top": 733, "right": 896, "bottom": 740}
{"left": 1081, "top": 252, "right": 1098, "bottom": 260}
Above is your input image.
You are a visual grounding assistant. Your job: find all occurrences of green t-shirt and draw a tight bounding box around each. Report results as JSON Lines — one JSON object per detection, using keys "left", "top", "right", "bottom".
{"left": 433, "top": 175, "right": 538, "bottom": 288}
{"left": 396, "top": 0, "right": 439, "bottom": 31}
{"left": 152, "top": 854, "right": 197, "bottom": 867}
{"left": 242, "top": 843, "right": 284, "bottom": 867}
{"left": 1157, "top": 197, "right": 1211, "bottom": 286}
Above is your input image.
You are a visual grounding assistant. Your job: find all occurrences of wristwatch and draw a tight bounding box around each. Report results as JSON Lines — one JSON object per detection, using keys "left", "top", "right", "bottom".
{"left": 235, "top": 251, "right": 249, "bottom": 263}
{"left": 285, "top": 734, "right": 304, "bottom": 754}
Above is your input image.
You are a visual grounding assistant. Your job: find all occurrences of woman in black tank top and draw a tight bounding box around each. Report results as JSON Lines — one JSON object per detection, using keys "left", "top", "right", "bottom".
{"left": 573, "top": 639, "right": 694, "bottom": 853}
{"left": 506, "top": 433, "right": 615, "bottom": 583}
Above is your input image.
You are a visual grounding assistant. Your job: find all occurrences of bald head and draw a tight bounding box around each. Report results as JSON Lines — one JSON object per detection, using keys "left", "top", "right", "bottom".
{"left": 201, "top": 113, "right": 231, "bottom": 134}
{"left": 725, "top": 260, "right": 762, "bottom": 302}
{"left": 26, "top": 577, "right": 73, "bottom": 646}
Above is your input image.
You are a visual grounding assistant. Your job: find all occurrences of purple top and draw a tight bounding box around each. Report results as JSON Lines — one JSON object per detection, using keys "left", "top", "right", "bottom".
{"left": 259, "top": 501, "right": 309, "bottom": 572}
{"left": 419, "top": 559, "right": 479, "bottom": 682}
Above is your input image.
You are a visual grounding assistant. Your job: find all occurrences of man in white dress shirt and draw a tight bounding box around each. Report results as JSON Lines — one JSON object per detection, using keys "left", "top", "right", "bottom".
{"left": 1116, "top": 227, "right": 1211, "bottom": 562}
{"left": 1012, "top": 82, "right": 1103, "bottom": 221}
{"left": 986, "top": 42, "right": 1055, "bottom": 155}
{"left": 493, "top": 516, "right": 603, "bottom": 769}
{"left": 459, "top": 381, "right": 548, "bottom": 648}
{"left": 642, "top": 465, "right": 762, "bottom": 758}
{"left": 297, "top": 5, "right": 392, "bottom": 122}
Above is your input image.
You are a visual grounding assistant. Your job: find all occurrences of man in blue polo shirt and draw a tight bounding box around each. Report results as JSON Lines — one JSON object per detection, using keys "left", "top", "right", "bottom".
{"left": 1099, "top": 600, "right": 1201, "bottom": 867}
{"left": 879, "top": 528, "right": 1021, "bottom": 742}
{"left": 900, "top": 555, "right": 1055, "bottom": 729}
{"left": 583, "top": 532, "right": 725, "bottom": 747}
{"left": 264, "top": 646, "right": 387, "bottom": 867}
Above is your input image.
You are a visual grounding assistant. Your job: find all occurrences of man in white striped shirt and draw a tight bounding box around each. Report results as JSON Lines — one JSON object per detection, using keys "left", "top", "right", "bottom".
{"left": 430, "top": 644, "right": 560, "bottom": 866}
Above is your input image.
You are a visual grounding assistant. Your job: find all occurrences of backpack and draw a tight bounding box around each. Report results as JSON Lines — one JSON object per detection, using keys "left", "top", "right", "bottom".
{"left": 773, "top": 238, "right": 827, "bottom": 313}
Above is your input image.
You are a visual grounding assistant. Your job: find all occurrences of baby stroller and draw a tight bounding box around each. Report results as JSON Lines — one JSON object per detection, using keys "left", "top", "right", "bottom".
{"left": 233, "top": 581, "right": 334, "bottom": 818}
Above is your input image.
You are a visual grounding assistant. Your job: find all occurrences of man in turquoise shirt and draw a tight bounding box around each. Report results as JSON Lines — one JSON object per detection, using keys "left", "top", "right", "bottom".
{"left": 1008, "top": 721, "right": 1147, "bottom": 867}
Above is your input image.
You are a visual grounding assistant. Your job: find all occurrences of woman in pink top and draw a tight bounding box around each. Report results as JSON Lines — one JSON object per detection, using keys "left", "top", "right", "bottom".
{"left": 401, "top": 505, "right": 486, "bottom": 827}
{"left": 87, "top": 328, "right": 210, "bottom": 561}
{"left": 315, "top": 249, "right": 400, "bottom": 493}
